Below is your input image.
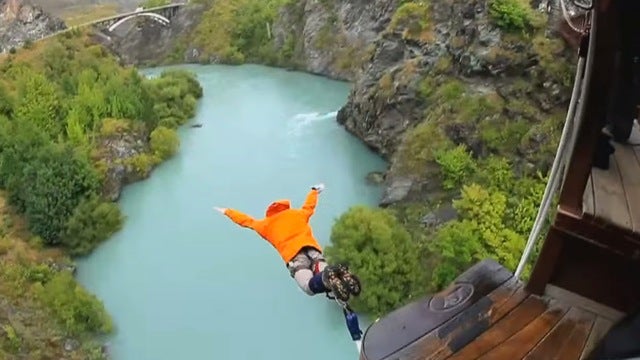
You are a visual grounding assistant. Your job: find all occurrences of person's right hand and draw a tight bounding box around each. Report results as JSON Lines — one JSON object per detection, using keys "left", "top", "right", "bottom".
{"left": 311, "top": 183, "right": 325, "bottom": 193}
{"left": 213, "top": 207, "right": 227, "bottom": 214}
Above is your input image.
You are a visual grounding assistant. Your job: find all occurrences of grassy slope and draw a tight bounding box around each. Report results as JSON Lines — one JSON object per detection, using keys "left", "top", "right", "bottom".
{"left": 59, "top": 3, "right": 121, "bottom": 27}
{"left": 0, "top": 191, "right": 105, "bottom": 359}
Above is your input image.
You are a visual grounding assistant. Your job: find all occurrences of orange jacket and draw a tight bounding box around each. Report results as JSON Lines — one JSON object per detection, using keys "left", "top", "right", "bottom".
{"left": 223, "top": 189, "right": 323, "bottom": 263}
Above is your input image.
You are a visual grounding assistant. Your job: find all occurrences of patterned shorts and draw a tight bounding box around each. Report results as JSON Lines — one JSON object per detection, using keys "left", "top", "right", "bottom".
{"left": 285, "top": 246, "right": 326, "bottom": 277}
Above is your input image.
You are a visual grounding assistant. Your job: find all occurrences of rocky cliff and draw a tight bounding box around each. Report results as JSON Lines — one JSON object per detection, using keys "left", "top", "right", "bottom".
{"left": 276, "top": 0, "right": 577, "bottom": 206}
{"left": 0, "top": 0, "right": 66, "bottom": 53}
{"left": 335, "top": 0, "right": 577, "bottom": 205}
{"left": 270, "top": 0, "right": 400, "bottom": 81}
{"left": 107, "top": 0, "right": 579, "bottom": 208}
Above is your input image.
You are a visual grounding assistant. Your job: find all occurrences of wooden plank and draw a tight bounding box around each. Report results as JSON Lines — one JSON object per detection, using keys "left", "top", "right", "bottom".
{"left": 583, "top": 174, "right": 595, "bottom": 216}
{"left": 591, "top": 155, "right": 632, "bottom": 230}
{"left": 361, "top": 260, "right": 513, "bottom": 360}
{"left": 430, "top": 282, "right": 531, "bottom": 360}
{"left": 475, "top": 300, "right": 570, "bottom": 360}
{"left": 550, "top": 233, "right": 640, "bottom": 313}
{"left": 383, "top": 278, "right": 526, "bottom": 360}
{"left": 445, "top": 295, "right": 547, "bottom": 360}
{"left": 545, "top": 285, "right": 625, "bottom": 322}
{"left": 554, "top": 310, "right": 597, "bottom": 360}
{"left": 627, "top": 120, "right": 640, "bottom": 145}
{"left": 554, "top": 211, "right": 640, "bottom": 260}
{"left": 612, "top": 143, "right": 640, "bottom": 234}
{"left": 580, "top": 316, "right": 614, "bottom": 360}
{"left": 523, "top": 307, "right": 596, "bottom": 360}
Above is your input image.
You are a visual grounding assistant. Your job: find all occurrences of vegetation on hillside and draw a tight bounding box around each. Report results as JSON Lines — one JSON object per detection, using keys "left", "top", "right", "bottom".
{"left": 58, "top": 3, "right": 120, "bottom": 27}
{"left": 387, "top": 1, "right": 432, "bottom": 42}
{"left": 325, "top": 147, "right": 548, "bottom": 316}
{"left": 140, "top": 0, "right": 171, "bottom": 8}
{"left": 324, "top": 0, "right": 569, "bottom": 316}
{"left": 0, "top": 30, "right": 202, "bottom": 358}
{"left": 325, "top": 206, "right": 424, "bottom": 317}
{"left": 488, "top": 0, "right": 545, "bottom": 33}
{"left": 188, "top": 0, "right": 294, "bottom": 65}
{"left": 163, "top": 0, "right": 362, "bottom": 74}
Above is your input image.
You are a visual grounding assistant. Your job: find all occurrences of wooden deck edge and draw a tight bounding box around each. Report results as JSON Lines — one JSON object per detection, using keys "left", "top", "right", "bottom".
{"left": 554, "top": 211, "right": 640, "bottom": 260}
{"left": 544, "top": 284, "right": 625, "bottom": 322}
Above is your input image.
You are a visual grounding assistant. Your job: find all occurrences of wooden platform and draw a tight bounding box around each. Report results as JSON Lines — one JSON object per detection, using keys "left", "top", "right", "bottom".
{"left": 359, "top": 260, "right": 625, "bottom": 360}
{"left": 582, "top": 122, "right": 640, "bottom": 237}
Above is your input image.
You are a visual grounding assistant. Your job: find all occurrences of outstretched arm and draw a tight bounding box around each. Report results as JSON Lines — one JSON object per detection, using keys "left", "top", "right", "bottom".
{"left": 301, "top": 183, "right": 324, "bottom": 218}
{"left": 217, "top": 207, "right": 262, "bottom": 230}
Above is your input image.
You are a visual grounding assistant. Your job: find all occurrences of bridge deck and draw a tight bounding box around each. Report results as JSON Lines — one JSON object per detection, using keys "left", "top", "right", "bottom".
{"left": 359, "top": 260, "right": 624, "bottom": 360}
{"left": 582, "top": 121, "right": 640, "bottom": 238}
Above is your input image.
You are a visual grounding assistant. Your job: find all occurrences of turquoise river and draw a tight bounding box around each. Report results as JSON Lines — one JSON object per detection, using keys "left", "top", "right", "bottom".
{"left": 76, "top": 64, "right": 388, "bottom": 360}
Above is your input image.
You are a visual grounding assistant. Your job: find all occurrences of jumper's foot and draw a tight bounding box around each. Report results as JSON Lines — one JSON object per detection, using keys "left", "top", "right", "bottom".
{"left": 336, "top": 264, "right": 362, "bottom": 296}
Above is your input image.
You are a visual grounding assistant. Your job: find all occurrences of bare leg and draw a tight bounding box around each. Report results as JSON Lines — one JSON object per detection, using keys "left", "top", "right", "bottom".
{"left": 287, "top": 247, "right": 350, "bottom": 299}
{"left": 293, "top": 269, "right": 315, "bottom": 295}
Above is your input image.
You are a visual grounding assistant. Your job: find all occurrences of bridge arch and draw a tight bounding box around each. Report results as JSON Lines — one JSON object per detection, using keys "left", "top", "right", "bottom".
{"left": 107, "top": 12, "right": 170, "bottom": 32}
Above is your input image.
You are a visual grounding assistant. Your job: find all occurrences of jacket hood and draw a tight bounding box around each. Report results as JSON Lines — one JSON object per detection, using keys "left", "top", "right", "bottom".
{"left": 265, "top": 199, "right": 291, "bottom": 217}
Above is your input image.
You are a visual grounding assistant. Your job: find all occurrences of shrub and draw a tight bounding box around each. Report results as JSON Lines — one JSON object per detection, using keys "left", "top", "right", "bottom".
{"left": 325, "top": 206, "right": 424, "bottom": 317}
{"left": 389, "top": 2, "right": 430, "bottom": 40}
{"left": 435, "top": 145, "right": 477, "bottom": 190}
{"left": 150, "top": 126, "right": 180, "bottom": 160}
{"left": 62, "top": 196, "right": 125, "bottom": 256}
{"left": 488, "top": 0, "right": 543, "bottom": 33}
{"left": 36, "top": 272, "right": 113, "bottom": 336}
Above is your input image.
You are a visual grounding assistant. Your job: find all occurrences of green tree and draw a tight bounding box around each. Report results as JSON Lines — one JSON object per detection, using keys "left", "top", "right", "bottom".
{"left": 425, "top": 154, "right": 547, "bottom": 290}
{"left": 325, "top": 206, "right": 424, "bottom": 317}
{"left": 145, "top": 69, "right": 203, "bottom": 128}
{"left": 427, "top": 184, "right": 523, "bottom": 290}
{"left": 62, "top": 196, "right": 125, "bottom": 256}
{"left": 488, "top": 0, "right": 544, "bottom": 33}
{"left": 0, "top": 82, "right": 14, "bottom": 116}
{"left": 434, "top": 145, "right": 477, "bottom": 190}
{"left": 66, "top": 111, "right": 90, "bottom": 148}
{"left": 19, "top": 144, "right": 100, "bottom": 245}
{"left": 192, "top": 0, "right": 292, "bottom": 64}
{"left": 150, "top": 126, "right": 180, "bottom": 160}
{"left": 35, "top": 271, "right": 113, "bottom": 336}
{"left": 13, "top": 71, "right": 64, "bottom": 138}
{"left": 0, "top": 118, "right": 50, "bottom": 203}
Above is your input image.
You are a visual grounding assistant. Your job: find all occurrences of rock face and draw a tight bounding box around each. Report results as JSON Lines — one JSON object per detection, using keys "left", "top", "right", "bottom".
{"left": 335, "top": 0, "right": 576, "bottom": 205}
{"left": 271, "top": 0, "right": 400, "bottom": 81}
{"left": 97, "top": 126, "right": 149, "bottom": 201}
{"left": 0, "top": 0, "right": 66, "bottom": 53}
{"left": 338, "top": 0, "right": 570, "bottom": 159}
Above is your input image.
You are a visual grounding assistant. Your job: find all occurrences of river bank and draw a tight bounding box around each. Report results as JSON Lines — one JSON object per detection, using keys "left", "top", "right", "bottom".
{"left": 0, "top": 30, "right": 202, "bottom": 358}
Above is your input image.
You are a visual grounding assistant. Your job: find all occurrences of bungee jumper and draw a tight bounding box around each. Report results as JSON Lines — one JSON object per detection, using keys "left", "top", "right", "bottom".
{"left": 213, "top": 184, "right": 364, "bottom": 342}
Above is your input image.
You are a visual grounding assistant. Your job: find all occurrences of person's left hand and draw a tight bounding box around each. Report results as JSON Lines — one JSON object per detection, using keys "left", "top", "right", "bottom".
{"left": 311, "top": 183, "right": 325, "bottom": 193}
{"left": 213, "top": 207, "right": 227, "bottom": 214}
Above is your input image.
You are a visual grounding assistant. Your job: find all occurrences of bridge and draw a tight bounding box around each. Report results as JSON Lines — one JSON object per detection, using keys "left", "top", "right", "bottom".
{"left": 89, "top": 3, "right": 186, "bottom": 33}
{"left": 36, "top": 2, "right": 188, "bottom": 43}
